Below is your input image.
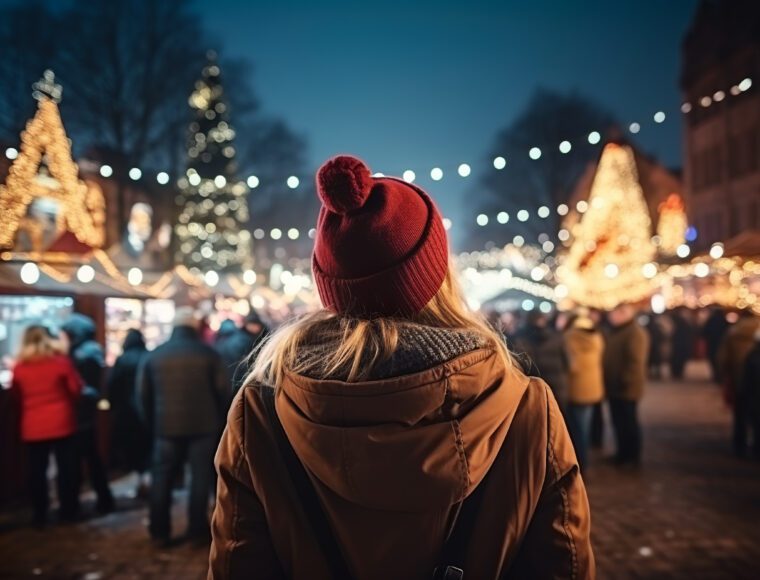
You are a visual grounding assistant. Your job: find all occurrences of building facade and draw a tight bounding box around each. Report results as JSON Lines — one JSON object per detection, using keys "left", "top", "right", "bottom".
{"left": 681, "top": 0, "right": 760, "bottom": 248}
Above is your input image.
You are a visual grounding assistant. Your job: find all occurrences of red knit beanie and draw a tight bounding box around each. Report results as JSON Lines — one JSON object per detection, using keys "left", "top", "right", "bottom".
{"left": 312, "top": 155, "right": 449, "bottom": 317}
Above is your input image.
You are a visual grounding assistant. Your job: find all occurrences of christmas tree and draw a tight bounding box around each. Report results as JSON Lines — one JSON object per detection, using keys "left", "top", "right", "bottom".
{"left": 656, "top": 193, "right": 688, "bottom": 256}
{"left": 175, "top": 52, "right": 250, "bottom": 274}
{"left": 558, "top": 143, "right": 656, "bottom": 309}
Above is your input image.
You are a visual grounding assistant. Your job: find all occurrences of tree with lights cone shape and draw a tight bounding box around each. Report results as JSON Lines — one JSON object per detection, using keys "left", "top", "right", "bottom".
{"left": 559, "top": 143, "right": 657, "bottom": 310}
{"left": 175, "top": 52, "right": 251, "bottom": 275}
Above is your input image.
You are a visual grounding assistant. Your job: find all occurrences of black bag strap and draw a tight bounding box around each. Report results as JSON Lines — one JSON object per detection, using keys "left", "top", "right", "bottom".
{"left": 261, "top": 386, "right": 355, "bottom": 580}
{"left": 262, "top": 385, "right": 494, "bottom": 580}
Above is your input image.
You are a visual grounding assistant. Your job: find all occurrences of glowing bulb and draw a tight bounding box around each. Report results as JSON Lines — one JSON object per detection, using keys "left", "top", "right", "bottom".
{"left": 497, "top": 212, "right": 509, "bottom": 224}
{"left": 651, "top": 294, "right": 666, "bottom": 314}
{"left": 530, "top": 267, "right": 545, "bottom": 281}
{"left": 5, "top": 147, "right": 18, "bottom": 160}
{"left": 554, "top": 284, "right": 568, "bottom": 299}
{"left": 576, "top": 200, "right": 588, "bottom": 213}
{"left": 739, "top": 77, "right": 752, "bottom": 92}
{"left": 529, "top": 147, "right": 542, "bottom": 160}
{"left": 287, "top": 228, "right": 299, "bottom": 240}
{"left": 243, "top": 270, "right": 257, "bottom": 285}
{"left": 457, "top": 163, "right": 471, "bottom": 177}
{"left": 493, "top": 156, "right": 506, "bottom": 170}
{"left": 402, "top": 170, "right": 416, "bottom": 183}
{"left": 513, "top": 235, "right": 524, "bottom": 247}
{"left": 604, "top": 263, "right": 619, "bottom": 279}
{"left": 559, "top": 141, "right": 571, "bottom": 154}
{"left": 214, "top": 175, "right": 227, "bottom": 187}
{"left": 308, "top": 228, "right": 317, "bottom": 238}
{"left": 709, "top": 243, "right": 724, "bottom": 260}
{"left": 20, "top": 262, "right": 39, "bottom": 285}
{"left": 270, "top": 228, "right": 282, "bottom": 240}
{"left": 127, "top": 267, "right": 143, "bottom": 286}
{"left": 542, "top": 240, "right": 555, "bottom": 253}
{"left": 558, "top": 229, "right": 570, "bottom": 242}
{"left": 287, "top": 176, "right": 299, "bottom": 189}
{"left": 517, "top": 210, "right": 529, "bottom": 222}
{"left": 157, "top": 172, "right": 170, "bottom": 184}
{"left": 476, "top": 214, "right": 489, "bottom": 226}
{"left": 587, "top": 131, "right": 601, "bottom": 145}
{"left": 522, "top": 299, "right": 535, "bottom": 311}
{"left": 189, "top": 173, "right": 201, "bottom": 186}
{"left": 442, "top": 218, "right": 452, "bottom": 230}
{"left": 713, "top": 91, "right": 725, "bottom": 102}
{"left": 694, "top": 263, "right": 710, "bottom": 278}
{"left": 642, "top": 263, "right": 658, "bottom": 279}
{"left": 681, "top": 102, "right": 692, "bottom": 114}
{"left": 204, "top": 271, "right": 219, "bottom": 287}
{"left": 99, "top": 164, "right": 113, "bottom": 178}
{"left": 253, "top": 228, "right": 265, "bottom": 240}
{"left": 537, "top": 206, "right": 550, "bottom": 218}
{"left": 629, "top": 122, "right": 640, "bottom": 134}
{"left": 676, "top": 244, "right": 691, "bottom": 258}
{"left": 557, "top": 203, "right": 569, "bottom": 216}
{"left": 129, "top": 168, "right": 142, "bottom": 180}
{"left": 247, "top": 175, "right": 259, "bottom": 188}
{"left": 700, "top": 96, "right": 712, "bottom": 108}
{"left": 539, "top": 302, "right": 552, "bottom": 314}
{"left": 77, "top": 265, "right": 95, "bottom": 284}
{"left": 430, "top": 167, "right": 443, "bottom": 181}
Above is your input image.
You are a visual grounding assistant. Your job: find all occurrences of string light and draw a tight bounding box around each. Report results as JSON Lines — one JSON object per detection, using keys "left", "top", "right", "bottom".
{"left": 497, "top": 212, "right": 509, "bottom": 224}
{"left": 457, "top": 163, "right": 471, "bottom": 177}
{"left": 127, "top": 267, "right": 143, "bottom": 286}
{"left": 247, "top": 175, "right": 259, "bottom": 188}
{"left": 629, "top": 122, "right": 640, "bottom": 134}
{"left": 493, "top": 156, "right": 506, "bottom": 170}
{"left": 129, "top": 167, "right": 142, "bottom": 180}
{"left": 99, "top": 164, "right": 113, "bottom": 178}
{"left": 529, "top": 147, "right": 542, "bottom": 160}
{"left": 559, "top": 141, "right": 572, "bottom": 154}
{"left": 5, "top": 147, "right": 18, "bottom": 160}
{"left": 476, "top": 214, "right": 488, "bottom": 226}
{"left": 709, "top": 243, "right": 724, "bottom": 260}
{"left": 157, "top": 172, "right": 169, "bottom": 184}
{"left": 430, "top": 167, "right": 443, "bottom": 181}
{"left": 286, "top": 176, "right": 299, "bottom": 189}
{"left": 588, "top": 131, "right": 601, "bottom": 145}
{"left": 402, "top": 170, "right": 415, "bottom": 183}
{"left": 20, "top": 262, "right": 40, "bottom": 284}
{"left": 77, "top": 264, "right": 95, "bottom": 283}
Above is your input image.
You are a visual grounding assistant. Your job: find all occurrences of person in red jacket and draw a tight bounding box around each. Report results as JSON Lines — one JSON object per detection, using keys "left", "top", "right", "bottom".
{"left": 10, "top": 325, "right": 82, "bottom": 526}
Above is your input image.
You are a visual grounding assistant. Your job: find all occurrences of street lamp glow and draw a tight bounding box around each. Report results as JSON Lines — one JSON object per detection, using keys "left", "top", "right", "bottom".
{"left": 537, "top": 206, "right": 550, "bottom": 219}
{"left": 528, "top": 147, "right": 542, "bottom": 160}
{"left": 402, "top": 170, "right": 416, "bottom": 183}
{"left": 20, "top": 262, "right": 40, "bottom": 285}
{"left": 204, "top": 271, "right": 219, "bottom": 287}
{"left": 559, "top": 140, "right": 571, "bottom": 154}
{"left": 127, "top": 267, "right": 143, "bottom": 286}
{"left": 653, "top": 111, "right": 666, "bottom": 123}
{"left": 493, "top": 156, "right": 506, "bottom": 170}
{"left": 430, "top": 167, "right": 443, "bottom": 181}
{"left": 517, "top": 210, "right": 529, "bottom": 222}
{"left": 287, "top": 228, "right": 299, "bottom": 240}
{"left": 497, "top": 211, "right": 509, "bottom": 224}
{"left": 99, "top": 164, "right": 113, "bottom": 178}
{"left": 587, "top": 131, "right": 601, "bottom": 145}
{"left": 629, "top": 122, "right": 641, "bottom": 134}
{"left": 676, "top": 244, "right": 691, "bottom": 258}
{"left": 247, "top": 175, "right": 259, "bottom": 188}
{"left": 156, "top": 172, "right": 170, "bottom": 184}
{"left": 457, "top": 163, "right": 471, "bottom": 177}
{"left": 287, "top": 176, "right": 299, "bottom": 189}
{"left": 77, "top": 265, "right": 95, "bottom": 284}
{"left": 129, "top": 167, "right": 142, "bottom": 180}
{"left": 476, "top": 213, "right": 489, "bottom": 226}
{"left": 709, "top": 243, "right": 724, "bottom": 260}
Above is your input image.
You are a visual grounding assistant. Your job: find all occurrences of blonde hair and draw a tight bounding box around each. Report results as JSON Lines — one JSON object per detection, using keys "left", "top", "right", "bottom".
{"left": 17, "top": 325, "right": 57, "bottom": 362}
{"left": 248, "top": 265, "right": 511, "bottom": 386}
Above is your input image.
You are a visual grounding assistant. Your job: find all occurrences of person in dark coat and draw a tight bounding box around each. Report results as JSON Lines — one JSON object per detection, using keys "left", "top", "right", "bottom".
{"left": 603, "top": 304, "right": 649, "bottom": 466}
{"left": 61, "top": 314, "right": 114, "bottom": 513}
{"left": 739, "top": 329, "right": 760, "bottom": 459}
{"left": 644, "top": 314, "right": 665, "bottom": 379}
{"left": 702, "top": 307, "right": 730, "bottom": 383}
{"left": 669, "top": 308, "right": 695, "bottom": 380}
{"left": 214, "top": 311, "right": 270, "bottom": 394}
{"left": 137, "top": 307, "right": 229, "bottom": 544}
{"left": 106, "top": 329, "right": 150, "bottom": 496}
{"left": 513, "top": 311, "right": 569, "bottom": 411}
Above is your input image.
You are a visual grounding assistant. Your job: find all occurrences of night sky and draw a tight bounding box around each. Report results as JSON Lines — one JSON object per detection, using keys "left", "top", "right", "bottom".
{"left": 196, "top": 0, "right": 700, "bottom": 230}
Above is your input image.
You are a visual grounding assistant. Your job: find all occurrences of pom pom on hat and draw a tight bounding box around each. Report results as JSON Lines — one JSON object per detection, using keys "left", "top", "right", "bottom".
{"left": 317, "top": 155, "right": 373, "bottom": 214}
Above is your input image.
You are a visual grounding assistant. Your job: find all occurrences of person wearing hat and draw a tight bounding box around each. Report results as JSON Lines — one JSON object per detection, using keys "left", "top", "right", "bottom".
{"left": 208, "top": 156, "right": 593, "bottom": 579}
{"left": 137, "top": 306, "right": 228, "bottom": 545}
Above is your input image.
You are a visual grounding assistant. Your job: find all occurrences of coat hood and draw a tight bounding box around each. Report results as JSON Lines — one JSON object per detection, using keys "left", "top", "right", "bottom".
{"left": 276, "top": 330, "right": 529, "bottom": 512}
{"left": 62, "top": 314, "right": 96, "bottom": 348}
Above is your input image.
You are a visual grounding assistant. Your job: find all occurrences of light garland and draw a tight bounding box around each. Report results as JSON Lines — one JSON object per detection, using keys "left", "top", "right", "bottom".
{"left": 0, "top": 71, "right": 105, "bottom": 250}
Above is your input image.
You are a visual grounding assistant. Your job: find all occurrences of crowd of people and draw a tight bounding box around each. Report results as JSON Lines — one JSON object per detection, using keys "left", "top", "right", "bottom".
{"left": 7, "top": 308, "right": 268, "bottom": 539}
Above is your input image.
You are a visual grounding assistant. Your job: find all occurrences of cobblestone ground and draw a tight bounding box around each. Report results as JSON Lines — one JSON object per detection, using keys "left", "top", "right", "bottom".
{"left": 1, "top": 361, "right": 759, "bottom": 579}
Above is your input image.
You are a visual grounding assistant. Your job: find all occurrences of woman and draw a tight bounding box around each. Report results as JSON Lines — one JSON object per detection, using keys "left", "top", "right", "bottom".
{"left": 10, "top": 325, "right": 82, "bottom": 525}
{"left": 564, "top": 309, "right": 605, "bottom": 471}
{"left": 208, "top": 156, "right": 594, "bottom": 579}
{"left": 106, "top": 329, "right": 150, "bottom": 496}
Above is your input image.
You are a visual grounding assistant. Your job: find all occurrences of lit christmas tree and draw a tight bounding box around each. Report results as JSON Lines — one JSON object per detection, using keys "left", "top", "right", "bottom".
{"left": 558, "top": 143, "right": 657, "bottom": 309}
{"left": 175, "top": 52, "right": 250, "bottom": 274}
{"left": 656, "top": 193, "right": 688, "bottom": 256}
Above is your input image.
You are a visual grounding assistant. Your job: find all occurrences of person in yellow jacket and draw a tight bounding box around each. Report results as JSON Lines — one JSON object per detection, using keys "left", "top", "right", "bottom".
{"left": 564, "top": 309, "right": 605, "bottom": 470}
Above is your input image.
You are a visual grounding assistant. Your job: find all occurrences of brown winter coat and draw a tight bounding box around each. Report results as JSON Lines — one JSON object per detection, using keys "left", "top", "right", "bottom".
{"left": 603, "top": 320, "right": 649, "bottom": 401}
{"left": 208, "top": 346, "right": 594, "bottom": 579}
{"left": 718, "top": 316, "right": 760, "bottom": 388}
{"left": 565, "top": 327, "right": 605, "bottom": 405}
